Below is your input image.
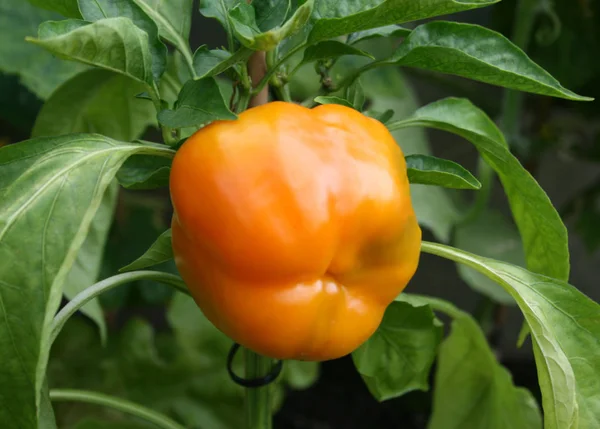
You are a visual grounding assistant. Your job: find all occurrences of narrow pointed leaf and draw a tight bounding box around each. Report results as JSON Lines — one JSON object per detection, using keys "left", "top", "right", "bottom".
{"left": 386, "top": 21, "right": 592, "bottom": 101}
{"left": 391, "top": 97, "right": 569, "bottom": 281}
{"left": 309, "top": 0, "right": 499, "bottom": 43}
{"left": 406, "top": 154, "right": 481, "bottom": 190}
{"left": 120, "top": 229, "right": 173, "bottom": 272}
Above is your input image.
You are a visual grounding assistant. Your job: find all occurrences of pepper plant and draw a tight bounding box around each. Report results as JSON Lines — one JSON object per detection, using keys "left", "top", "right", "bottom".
{"left": 1, "top": 1, "right": 599, "bottom": 429}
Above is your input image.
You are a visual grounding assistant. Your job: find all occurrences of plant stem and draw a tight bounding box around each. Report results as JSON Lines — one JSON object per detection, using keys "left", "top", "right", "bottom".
{"left": 50, "top": 389, "right": 185, "bottom": 429}
{"left": 501, "top": 0, "right": 538, "bottom": 146}
{"left": 252, "top": 43, "right": 306, "bottom": 96}
{"left": 244, "top": 349, "right": 274, "bottom": 429}
{"left": 50, "top": 271, "right": 188, "bottom": 345}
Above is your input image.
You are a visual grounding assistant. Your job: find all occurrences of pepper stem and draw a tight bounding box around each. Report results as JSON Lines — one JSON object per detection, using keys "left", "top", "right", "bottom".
{"left": 244, "top": 349, "right": 274, "bottom": 429}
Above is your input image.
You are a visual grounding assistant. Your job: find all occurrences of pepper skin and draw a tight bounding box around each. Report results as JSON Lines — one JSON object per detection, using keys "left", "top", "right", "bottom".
{"left": 170, "top": 101, "right": 421, "bottom": 361}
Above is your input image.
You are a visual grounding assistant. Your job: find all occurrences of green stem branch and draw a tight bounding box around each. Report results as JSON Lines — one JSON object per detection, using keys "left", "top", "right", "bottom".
{"left": 50, "top": 389, "right": 186, "bottom": 429}
{"left": 244, "top": 350, "right": 274, "bottom": 429}
{"left": 252, "top": 43, "right": 306, "bottom": 96}
{"left": 50, "top": 271, "right": 188, "bottom": 345}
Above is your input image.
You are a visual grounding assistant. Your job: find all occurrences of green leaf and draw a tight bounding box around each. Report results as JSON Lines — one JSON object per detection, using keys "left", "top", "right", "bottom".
{"left": 254, "top": 0, "right": 291, "bottom": 31}
{"left": 300, "top": 40, "right": 374, "bottom": 65}
{"left": 408, "top": 295, "right": 542, "bottom": 429}
{"left": 347, "top": 25, "right": 411, "bottom": 45}
{"left": 78, "top": 0, "right": 167, "bottom": 81}
{"left": 405, "top": 154, "right": 481, "bottom": 190}
{"left": 119, "top": 229, "right": 173, "bottom": 272}
{"left": 309, "top": 0, "right": 499, "bottom": 43}
{"left": 454, "top": 210, "right": 524, "bottom": 304}
{"left": 385, "top": 21, "right": 592, "bottom": 101}
{"left": 158, "top": 78, "right": 237, "bottom": 129}
{"left": 193, "top": 46, "right": 252, "bottom": 79}
{"left": 63, "top": 181, "right": 118, "bottom": 345}
{"left": 422, "top": 242, "right": 600, "bottom": 429}
{"left": 365, "top": 109, "right": 395, "bottom": 124}
{"left": 132, "top": 0, "right": 193, "bottom": 46}
{"left": 345, "top": 79, "right": 365, "bottom": 110}
{"left": 391, "top": 97, "right": 569, "bottom": 281}
{"left": 27, "top": 17, "right": 154, "bottom": 86}
{"left": 0, "top": 0, "right": 87, "bottom": 99}
{"left": 313, "top": 95, "right": 354, "bottom": 108}
{"left": 0, "top": 134, "right": 174, "bottom": 428}
{"left": 32, "top": 69, "right": 156, "bottom": 141}
{"left": 28, "top": 0, "right": 81, "bottom": 18}
{"left": 228, "top": 0, "right": 313, "bottom": 50}
{"left": 117, "top": 155, "right": 171, "bottom": 190}
{"left": 352, "top": 301, "right": 442, "bottom": 401}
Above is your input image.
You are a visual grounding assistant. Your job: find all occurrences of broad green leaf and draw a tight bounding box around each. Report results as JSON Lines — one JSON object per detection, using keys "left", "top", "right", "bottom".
{"left": 313, "top": 96, "right": 354, "bottom": 108}
{"left": 309, "top": 0, "right": 499, "bottom": 43}
{"left": 132, "top": 0, "right": 193, "bottom": 46}
{"left": 392, "top": 97, "right": 569, "bottom": 281}
{"left": 62, "top": 181, "right": 118, "bottom": 344}
{"left": 406, "top": 154, "right": 481, "bottom": 190}
{"left": 32, "top": 69, "right": 156, "bottom": 141}
{"left": 0, "top": 0, "right": 87, "bottom": 99}
{"left": 407, "top": 295, "right": 542, "bottom": 429}
{"left": 360, "top": 67, "right": 461, "bottom": 242}
{"left": 120, "top": 229, "right": 173, "bottom": 272}
{"left": 78, "top": 0, "right": 167, "bottom": 80}
{"left": 365, "top": 109, "right": 395, "bottom": 124}
{"left": 27, "top": 0, "right": 81, "bottom": 18}
{"left": 158, "top": 78, "right": 237, "bottom": 129}
{"left": 345, "top": 79, "right": 365, "bottom": 110}
{"left": 385, "top": 21, "right": 592, "bottom": 101}
{"left": 0, "top": 134, "right": 174, "bottom": 428}
{"left": 254, "top": 0, "right": 291, "bottom": 31}
{"left": 193, "top": 46, "right": 252, "bottom": 79}
{"left": 422, "top": 242, "right": 600, "bottom": 429}
{"left": 352, "top": 301, "right": 442, "bottom": 401}
{"left": 300, "top": 40, "right": 373, "bottom": 65}
{"left": 228, "top": 0, "right": 313, "bottom": 51}
{"left": 117, "top": 155, "right": 171, "bottom": 190}
{"left": 28, "top": 17, "right": 154, "bottom": 86}
{"left": 347, "top": 25, "right": 411, "bottom": 45}
{"left": 454, "top": 210, "right": 524, "bottom": 304}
